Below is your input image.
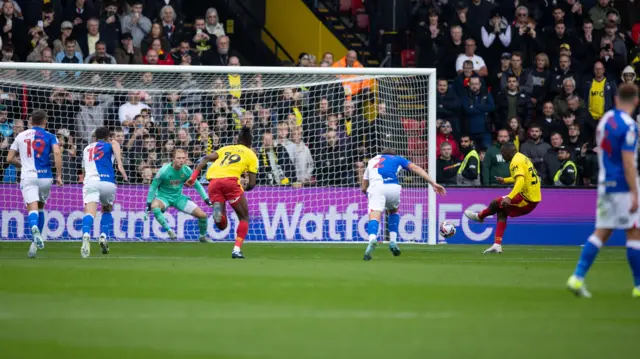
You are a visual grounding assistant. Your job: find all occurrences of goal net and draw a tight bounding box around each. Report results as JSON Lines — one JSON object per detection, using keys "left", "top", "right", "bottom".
{"left": 0, "top": 63, "right": 437, "bottom": 244}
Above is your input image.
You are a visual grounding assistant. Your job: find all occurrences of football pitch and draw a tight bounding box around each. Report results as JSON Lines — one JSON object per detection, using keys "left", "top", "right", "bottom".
{"left": 0, "top": 242, "right": 638, "bottom": 359}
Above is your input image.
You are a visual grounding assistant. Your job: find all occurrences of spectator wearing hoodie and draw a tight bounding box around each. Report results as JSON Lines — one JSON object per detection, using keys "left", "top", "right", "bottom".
{"left": 436, "top": 120, "right": 461, "bottom": 160}
{"left": 621, "top": 65, "right": 637, "bottom": 85}
{"left": 436, "top": 142, "right": 459, "bottom": 185}
{"left": 482, "top": 128, "right": 510, "bottom": 186}
{"left": 542, "top": 132, "right": 565, "bottom": 184}
{"left": 520, "top": 124, "right": 552, "bottom": 176}
{"left": 436, "top": 79, "right": 461, "bottom": 135}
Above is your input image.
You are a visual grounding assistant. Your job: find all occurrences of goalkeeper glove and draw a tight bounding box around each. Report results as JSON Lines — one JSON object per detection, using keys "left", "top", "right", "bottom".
{"left": 144, "top": 202, "right": 151, "bottom": 220}
{"left": 205, "top": 199, "right": 213, "bottom": 207}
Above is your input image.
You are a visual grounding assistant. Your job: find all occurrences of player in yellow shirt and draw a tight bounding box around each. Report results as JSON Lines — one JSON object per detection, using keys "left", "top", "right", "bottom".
{"left": 187, "top": 127, "right": 258, "bottom": 258}
{"left": 464, "top": 142, "right": 542, "bottom": 254}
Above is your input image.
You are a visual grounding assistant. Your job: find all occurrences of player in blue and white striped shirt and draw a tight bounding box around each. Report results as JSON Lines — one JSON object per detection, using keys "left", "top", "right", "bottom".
{"left": 567, "top": 83, "right": 640, "bottom": 298}
{"left": 81, "top": 127, "right": 128, "bottom": 258}
{"left": 6, "top": 110, "right": 62, "bottom": 258}
{"left": 361, "top": 148, "right": 446, "bottom": 260}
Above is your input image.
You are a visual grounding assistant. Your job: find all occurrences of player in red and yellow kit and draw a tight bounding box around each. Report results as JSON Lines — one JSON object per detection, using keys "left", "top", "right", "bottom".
{"left": 187, "top": 127, "right": 258, "bottom": 258}
{"left": 464, "top": 142, "right": 542, "bottom": 254}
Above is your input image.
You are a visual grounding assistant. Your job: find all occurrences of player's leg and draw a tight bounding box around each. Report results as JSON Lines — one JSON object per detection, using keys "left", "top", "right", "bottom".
{"left": 81, "top": 202, "right": 98, "bottom": 259}
{"left": 22, "top": 178, "right": 44, "bottom": 253}
{"left": 208, "top": 179, "right": 228, "bottom": 230}
{"left": 483, "top": 212, "right": 507, "bottom": 254}
{"left": 387, "top": 208, "right": 401, "bottom": 256}
{"left": 176, "top": 197, "right": 212, "bottom": 243}
{"left": 625, "top": 227, "right": 640, "bottom": 298}
{"left": 151, "top": 198, "right": 176, "bottom": 240}
{"left": 36, "top": 179, "right": 52, "bottom": 242}
{"left": 567, "top": 193, "right": 619, "bottom": 297}
{"left": 465, "top": 196, "right": 503, "bottom": 223}
{"left": 97, "top": 183, "right": 116, "bottom": 254}
{"left": 363, "top": 189, "right": 385, "bottom": 260}
{"left": 230, "top": 196, "right": 249, "bottom": 258}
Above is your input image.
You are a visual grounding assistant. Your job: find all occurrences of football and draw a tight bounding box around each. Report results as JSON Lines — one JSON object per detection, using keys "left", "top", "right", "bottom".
{"left": 439, "top": 221, "right": 456, "bottom": 238}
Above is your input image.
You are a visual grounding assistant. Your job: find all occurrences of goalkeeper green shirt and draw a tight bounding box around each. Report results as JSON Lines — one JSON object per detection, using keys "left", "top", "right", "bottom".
{"left": 147, "top": 163, "right": 208, "bottom": 203}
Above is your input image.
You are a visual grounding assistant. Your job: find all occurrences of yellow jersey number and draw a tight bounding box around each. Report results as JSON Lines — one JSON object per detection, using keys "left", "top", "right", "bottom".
{"left": 219, "top": 152, "right": 241, "bottom": 167}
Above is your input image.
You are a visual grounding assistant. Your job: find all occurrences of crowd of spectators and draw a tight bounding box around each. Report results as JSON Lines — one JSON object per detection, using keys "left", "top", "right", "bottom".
{"left": 3, "top": 0, "right": 640, "bottom": 188}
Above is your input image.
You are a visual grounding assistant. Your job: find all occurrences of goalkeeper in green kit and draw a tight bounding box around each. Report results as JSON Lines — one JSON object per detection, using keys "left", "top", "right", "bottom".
{"left": 146, "top": 149, "right": 213, "bottom": 242}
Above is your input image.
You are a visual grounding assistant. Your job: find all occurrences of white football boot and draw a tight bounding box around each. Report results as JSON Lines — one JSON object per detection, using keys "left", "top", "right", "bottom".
{"left": 483, "top": 243, "right": 503, "bottom": 254}
{"left": 81, "top": 233, "right": 91, "bottom": 258}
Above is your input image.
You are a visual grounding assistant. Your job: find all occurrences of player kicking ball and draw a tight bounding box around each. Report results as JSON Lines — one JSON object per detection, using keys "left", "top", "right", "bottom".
{"left": 145, "top": 149, "right": 214, "bottom": 243}
{"left": 361, "top": 148, "right": 446, "bottom": 260}
{"left": 187, "top": 127, "right": 258, "bottom": 259}
{"left": 6, "top": 110, "right": 63, "bottom": 258}
{"left": 567, "top": 84, "right": 640, "bottom": 299}
{"left": 464, "top": 142, "right": 541, "bottom": 254}
{"left": 81, "top": 127, "right": 128, "bottom": 258}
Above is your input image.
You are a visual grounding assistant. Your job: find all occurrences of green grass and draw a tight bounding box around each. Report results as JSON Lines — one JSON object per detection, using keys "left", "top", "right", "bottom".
{"left": 0, "top": 242, "right": 638, "bottom": 359}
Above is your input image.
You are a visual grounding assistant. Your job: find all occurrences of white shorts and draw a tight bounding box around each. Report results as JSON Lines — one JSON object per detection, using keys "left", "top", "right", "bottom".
{"left": 596, "top": 192, "right": 640, "bottom": 229}
{"left": 367, "top": 184, "right": 401, "bottom": 212}
{"left": 20, "top": 178, "right": 53, "bottom": 204}
{"left": 83, "top": 181, "right": 117, "bottom": 206}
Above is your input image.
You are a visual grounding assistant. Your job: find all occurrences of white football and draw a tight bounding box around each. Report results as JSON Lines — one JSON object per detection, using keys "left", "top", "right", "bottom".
{"left": 439, "top": 221, "right": 456, "bottom": 238}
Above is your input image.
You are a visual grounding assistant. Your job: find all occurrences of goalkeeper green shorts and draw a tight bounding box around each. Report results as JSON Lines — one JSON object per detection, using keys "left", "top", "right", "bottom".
{"left": 156, "top": 194, "right": 198, "bottom": 215}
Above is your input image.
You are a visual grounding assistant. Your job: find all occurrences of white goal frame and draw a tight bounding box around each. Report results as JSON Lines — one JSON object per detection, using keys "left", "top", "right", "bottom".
{"left": 0, "top": 62, "right": 438, "bottom": 245}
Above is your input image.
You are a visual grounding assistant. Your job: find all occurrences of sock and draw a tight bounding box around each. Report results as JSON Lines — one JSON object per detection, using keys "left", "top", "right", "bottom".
{"left": 82, "top": 214, "right": 94, "bottom": 237}
{"left": 37, "top": 210, "right": 45, "bottom": 233}
{"left": 388, "top": 213, "right": 399, "bottom": 243}
{"left": 198, "top": 217, "right": 207, "bottom": 236}
{"left": 367, "top": 219, "right": 379, "bottom": 243}
{"left": 152, "top": 208, "right": 170, "bottom": 231}
{"left": 100, "top": 212, "right": 113, "bottom": 239}
{"left": 479, "top": 199, "right": 501, "bottom": 220}
{"left": 495, "top": 221, "right": 507, "bottom": 245}
{"left": 28, "top": 210, "right": 38, "bottom": 230}
{"left": 626, "top": 240, "right": 640, "bottom": 288}
{"left": 217, "top": 214, "right": 228, "bottom": 230}
{"left": 573, "top": 235, "right": 603, "bottom": 280}
{"left": 234, "top": 220, "right": 248, "bottom": 251}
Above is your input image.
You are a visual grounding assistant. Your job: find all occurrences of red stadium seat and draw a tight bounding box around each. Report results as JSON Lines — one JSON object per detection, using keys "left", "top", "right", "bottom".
{"left": 633, "top": 23, "right": 640, "bottom": 44}
{"left": 401, "top": 49, "right": 416, "bottom": 68}
{"left": 351, "top": 0, "right": 363, "bottom": 15}
{"left": 401, "top": 118, "right": 428, "bottom": 169}
{"left": 356, "top": 13, "right": 369, "bottom": 31}
{"left": 339, "top": 0, "right": 351, "bottom": 12}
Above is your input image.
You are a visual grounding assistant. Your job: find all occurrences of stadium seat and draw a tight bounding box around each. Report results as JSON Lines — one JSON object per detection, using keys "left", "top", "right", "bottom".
{"left": 401, "top": 118, "right": 427, "bottom": 169}
{"left": 339, "top": 0, "right": 351, "bottom": 12}
{"left": 633, "top": 23, "right": 640, "bottom": 44}
{"left": 351, "top": 0, "right": 363, "bottom": 15}
{"left": 356, "top": 12, "right": 369, "bottom": 31}
{"left": 401, "top": 50, "right": 416, "bottom": 68}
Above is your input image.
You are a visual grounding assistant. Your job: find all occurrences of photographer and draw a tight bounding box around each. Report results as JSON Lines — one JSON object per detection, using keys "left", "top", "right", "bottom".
{"left": 598, "top": 38, "right": 625, "bottom": 78}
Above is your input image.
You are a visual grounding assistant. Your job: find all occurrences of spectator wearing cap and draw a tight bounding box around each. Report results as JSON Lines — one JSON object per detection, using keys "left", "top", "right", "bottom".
{"left": 542, "top": 132, "right": 564, "bottom": 184}
{"left": 456, "top": 38, "right": 488, "bottom": 77}
{"left": 63, "top": 0, "right": 96, "bottom": 39}
{"left": 99, "top": 1, "right": 121, "bottom": 55}
{"left": 121, "top": 0, "right": 151, "bottom": 48}
{"left": 553, "top": 145, "right": 577, "bottom": 186}
{"left": 590, "top": 0, "right": 620, "bottom": 30}
{"left": 480, "top": 8, "right": 511, "bottom": 78}
{"left": 583, "top": 60, "right": 616, "bottom": 124}
{"left": 0, "top": 1, "right": 27, "bottom": 59}
{"left": 53, "top": 21, "right": 83, "bottom": 59}
{"left": 205, "top": 8, "right": 225, "bottom": 38}
{"left": 551, "top": 43, "right": 582, "bottom": 74}
{"left": 499, "top": 52, "right": 533, "bottom": 95}
{"left": 38, "top": 3, "right": 60, "bottom": 41}
{"left": 115, "top": 32, "right": 142, "bottom": 64}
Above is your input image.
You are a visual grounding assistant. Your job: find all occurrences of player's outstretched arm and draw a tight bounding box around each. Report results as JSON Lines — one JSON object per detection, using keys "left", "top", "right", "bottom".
{"left": 245, "top": 173, "right": 257, "bottom": 191}
{"left": 111, "top": 141, "right": 129, "bottom": 182}
{"left": 6, "top": 149, "right": 21, "bottom": 168}
{"left": 185, "top": 166, "right": 211, "bottom": 206}
{"left": 361, "top": 179, "right": 369, "bottom": 194}
{"left": 187, "top": 153, "right": 219, "bottom": 186}
{"left": 407, "top": 163, "right": 446, "bottom": 195}
{"left": 52, "top": 143, "right": 63, "bottom": 186}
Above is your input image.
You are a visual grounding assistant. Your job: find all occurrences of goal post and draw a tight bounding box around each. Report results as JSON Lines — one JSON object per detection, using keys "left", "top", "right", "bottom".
{"left": 0, "top": 62, "right": 438, "bottom": 244}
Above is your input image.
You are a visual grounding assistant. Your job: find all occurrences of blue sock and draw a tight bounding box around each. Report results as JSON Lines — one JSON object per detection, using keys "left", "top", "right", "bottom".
{"left": 626, "top": 240, "right": 640, "bottom": 288}
{"left": 37, "top": 210, "right": 45, "bottom": 233}
{"left": 367, "top": 219, "right": 379, "bottom": 242}
{"left": 100, "top": 212, "right": 113, "bottom": 238}
{"left": 28, "top": 210, "right": 38, "bottom": 230}
{"left": 82, "top": 214, "right": 94, "bottom": 237}
{"left": 388, "top": 213, "right": 400, "bottom": 243}
{"left": 573, "top": 235, "right": 603, "bottom": 279}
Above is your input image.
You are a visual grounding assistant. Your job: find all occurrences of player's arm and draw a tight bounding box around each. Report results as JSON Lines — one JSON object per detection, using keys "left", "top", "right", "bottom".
{"left": 245, "top": 172, "right": 257, "bottom": 191}
{"left": 407, "top": 163, "right": 446, "bottom": 195}
{"left": 146, "top": 170, "right": 162, "bottom": 212}
{"left": 622, "top": 124, "right": 639, "bottom": 212}
{"left": 184, "top": 166, "right": 212, "bottom": 206}
{"left": 244, "top": 154, "right": 258, "bottom": 191}
{"left": 111, "top": 141, "right": 129, "bottom": 182}
{"left": 506, "top": 176, "right": 525, "bottom": 200}
{"left": 52, "top": 143, "right": 63, "bottom": 186}
{"left": 187, "top": 152, "right": 219, "bottom": 185}
{"left": 361, "top": 166, "right": 369, "bottom": 194}
{"left": 6, "top": 149, "right": 20, "bottom": 168}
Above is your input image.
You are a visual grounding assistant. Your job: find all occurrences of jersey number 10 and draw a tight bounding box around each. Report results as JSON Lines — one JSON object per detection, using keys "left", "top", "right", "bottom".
{"left": 23, "top": 139, "right": 45, "bottom": 158}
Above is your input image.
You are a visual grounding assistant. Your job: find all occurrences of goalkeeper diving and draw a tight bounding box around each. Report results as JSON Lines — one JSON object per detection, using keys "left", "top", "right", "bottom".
{"left": 146, "top": 149, "right": 214, "bottom": 242}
